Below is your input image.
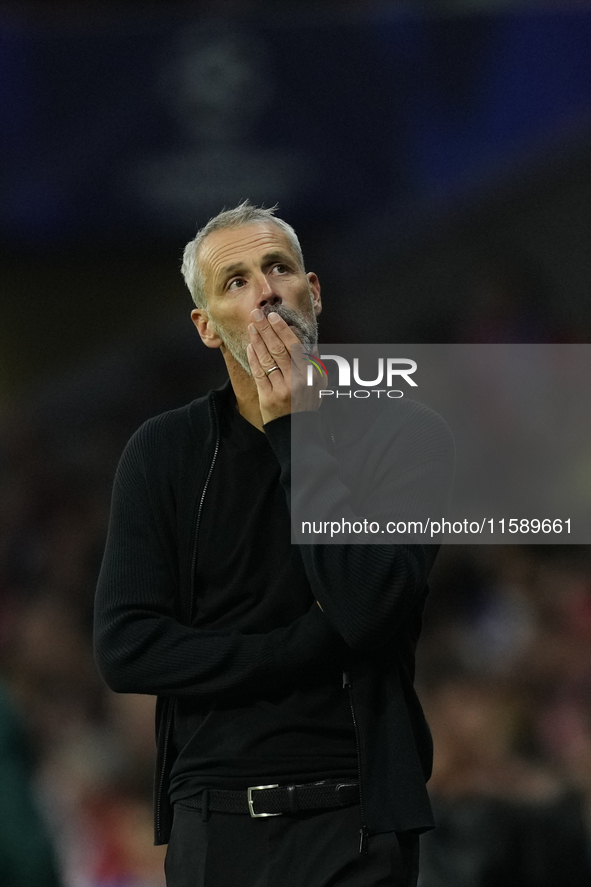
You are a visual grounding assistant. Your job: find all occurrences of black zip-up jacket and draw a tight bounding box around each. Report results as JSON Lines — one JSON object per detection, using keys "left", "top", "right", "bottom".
{"left": 94, "top": 381, "right": 453, "bottom": 845}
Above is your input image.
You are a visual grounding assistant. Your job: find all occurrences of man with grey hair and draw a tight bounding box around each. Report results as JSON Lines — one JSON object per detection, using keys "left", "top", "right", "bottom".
{"left": 181, "top": 202, "right": 319, "bottom": 380}
{"left": 95, "top": 201, "right": 440, "bottom": 886}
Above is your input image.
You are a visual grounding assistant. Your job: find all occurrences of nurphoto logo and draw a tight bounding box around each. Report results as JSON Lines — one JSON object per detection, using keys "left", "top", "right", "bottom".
{"left": 305, "top": 354, "right": 418, "bottom": 399}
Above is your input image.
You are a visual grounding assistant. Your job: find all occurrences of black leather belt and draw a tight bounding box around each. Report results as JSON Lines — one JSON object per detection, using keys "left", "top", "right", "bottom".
{"left": 178, "top": 780, "right": 360, "bottom": 818}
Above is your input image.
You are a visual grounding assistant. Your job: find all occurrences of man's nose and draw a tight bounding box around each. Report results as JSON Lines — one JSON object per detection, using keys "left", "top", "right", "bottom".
{"left": 255, "top": 273, "right": 281, "bottom": 309}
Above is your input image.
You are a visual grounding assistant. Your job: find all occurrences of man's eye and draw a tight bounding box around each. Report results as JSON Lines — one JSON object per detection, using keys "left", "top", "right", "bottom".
{"left": 272, "top": 264, "right": 289, "bottom": 274}
{"left": 228, "top": 278, "right": 246, "bottom": 290}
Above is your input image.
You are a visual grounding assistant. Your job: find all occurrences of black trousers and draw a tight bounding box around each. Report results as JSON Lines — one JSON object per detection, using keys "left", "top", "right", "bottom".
{"left": 165, "top": 802, "right": 419, "bottom": 887}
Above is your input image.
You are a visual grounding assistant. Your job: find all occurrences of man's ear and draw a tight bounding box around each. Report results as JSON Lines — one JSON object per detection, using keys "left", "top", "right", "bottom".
{"left": 307, "top": 272, "right": 322, "bottom": 316}
{"left": 191, "top": 308, "right": 222, "bottom": 349}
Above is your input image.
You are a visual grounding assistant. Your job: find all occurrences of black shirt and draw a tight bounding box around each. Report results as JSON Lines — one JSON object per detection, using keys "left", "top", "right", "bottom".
{"left": 95, "top": 380, "right": 447, "bottom": 839}
{"left": 169, "top": 394, "right": 357, "bottom": 802}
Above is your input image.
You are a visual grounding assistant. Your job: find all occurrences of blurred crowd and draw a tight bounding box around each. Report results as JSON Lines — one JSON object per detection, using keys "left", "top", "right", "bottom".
{"left": 418, "top": 546, "right": 591, "bottom": 885}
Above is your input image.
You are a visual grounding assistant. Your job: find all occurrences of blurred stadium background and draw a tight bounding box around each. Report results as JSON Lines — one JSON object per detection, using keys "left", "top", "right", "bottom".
{"left": 1, "top": 1, "right": 591, "bottom": 884}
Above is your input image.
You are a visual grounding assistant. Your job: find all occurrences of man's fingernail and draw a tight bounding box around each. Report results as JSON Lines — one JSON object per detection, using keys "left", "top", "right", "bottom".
{"left": 252, "top": 309, "right": 263, "bottom": 321}
{"left": 269, "top": 312, "right": 281, "bottom": 324}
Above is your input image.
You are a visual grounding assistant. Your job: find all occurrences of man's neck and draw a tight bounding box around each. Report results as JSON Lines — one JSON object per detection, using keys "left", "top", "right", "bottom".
{"left": 224, "top": 355, "right": 264, "bottom": 432}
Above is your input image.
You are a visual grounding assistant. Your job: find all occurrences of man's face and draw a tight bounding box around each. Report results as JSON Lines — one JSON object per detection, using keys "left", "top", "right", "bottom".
{"left": 191, "top": 222, "right": 321, "bottom": 375}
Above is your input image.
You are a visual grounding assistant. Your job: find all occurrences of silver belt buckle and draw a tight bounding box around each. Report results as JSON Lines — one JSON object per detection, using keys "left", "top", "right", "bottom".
{"left": 247, "top": 784, "right": 282, "bottom": 818}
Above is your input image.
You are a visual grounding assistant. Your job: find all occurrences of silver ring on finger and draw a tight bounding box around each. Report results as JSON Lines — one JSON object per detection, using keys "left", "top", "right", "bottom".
{"left": 265, "top": 365, "right": 281, "bottom": 376}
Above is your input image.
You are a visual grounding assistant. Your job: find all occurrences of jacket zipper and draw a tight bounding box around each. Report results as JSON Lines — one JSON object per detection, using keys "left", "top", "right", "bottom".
{"left": 189, "top": 397, "right": 221, "bottom": 624}
{"left": 343, "top": 669, "right": 369, "bottom": 854}
{"left": 156, "top": 396, "right": 221, "bottom": 841}
{"left": 155, "top": 700, "right": 174, "bottom": 842}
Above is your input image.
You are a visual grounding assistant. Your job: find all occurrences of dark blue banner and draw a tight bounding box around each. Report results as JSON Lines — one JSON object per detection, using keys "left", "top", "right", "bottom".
{"left": 2, "top": 8, "right": 591, "bottom": 243}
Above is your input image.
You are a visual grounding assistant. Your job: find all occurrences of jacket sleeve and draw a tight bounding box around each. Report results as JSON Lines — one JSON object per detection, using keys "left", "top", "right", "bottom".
{"left": 94, "top": 433, "right": 350, "bottom": 701}
{"left": 263, "top": 405, "right": 454, "bottom": 653}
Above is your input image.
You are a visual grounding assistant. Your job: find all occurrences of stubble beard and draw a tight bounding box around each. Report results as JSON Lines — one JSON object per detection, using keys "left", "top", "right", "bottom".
{"left": 210, "top": 293, "right": 319, "bottom": 377}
